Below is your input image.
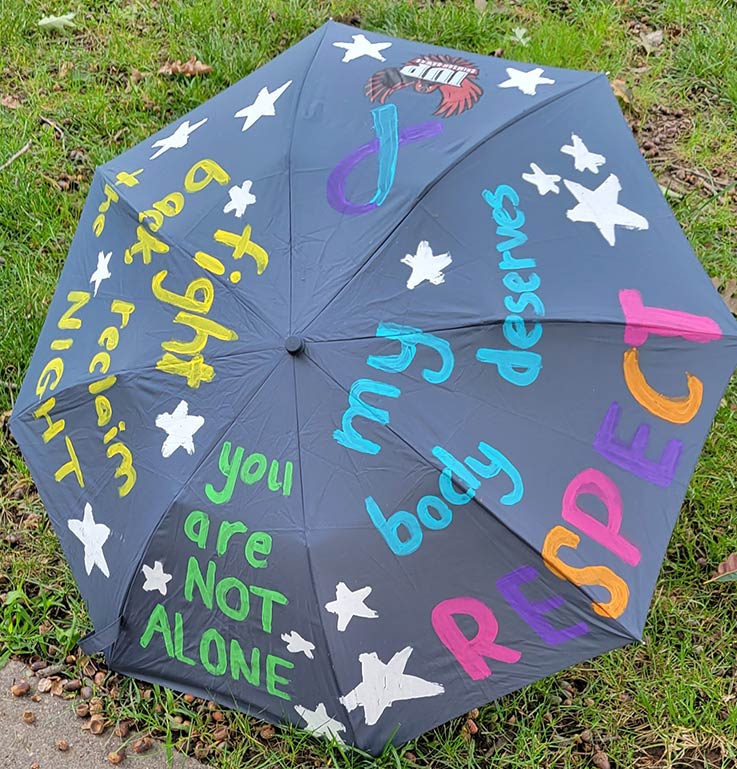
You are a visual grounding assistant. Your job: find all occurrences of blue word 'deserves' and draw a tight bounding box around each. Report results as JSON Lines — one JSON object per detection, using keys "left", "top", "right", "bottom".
{"left": 477, "top": 184, "right": 544, "bottom": 387}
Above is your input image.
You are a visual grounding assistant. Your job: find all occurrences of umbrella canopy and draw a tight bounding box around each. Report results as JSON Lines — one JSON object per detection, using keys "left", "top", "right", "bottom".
{"left": 11, "top": 21, "right": 737, "bottom": 754}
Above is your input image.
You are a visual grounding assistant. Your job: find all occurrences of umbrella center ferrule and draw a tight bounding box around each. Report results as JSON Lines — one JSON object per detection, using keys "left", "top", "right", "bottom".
{"left": 285, "top": 336, "right": 305, "bottom": 355}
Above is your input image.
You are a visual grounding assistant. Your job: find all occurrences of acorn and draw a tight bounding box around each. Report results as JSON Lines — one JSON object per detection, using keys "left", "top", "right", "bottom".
{"left": 132, "top": 737, "right": 154, "bottom": 754}
{"left": 107, "top": 748, "right": 125, "bottom": 765}
{"left": 11, "top": 681, "right": 31, "bottom": 697}
{"left": 75, "top": 703, "right": 90, "bottom": 718}
{"left": 56, "top": 739, "right": 70, "bottom": 751}
{"left": 22, "top": 710, "right": 36, "bottom": 724}
{"left": 89, "top": 714, "right": 106, "bottom": 734}
{"left": 114, "top": 721, "right": 130, "bottom": 738}
{"left": 63, "top": 678, "right": 82, "bottom": 692}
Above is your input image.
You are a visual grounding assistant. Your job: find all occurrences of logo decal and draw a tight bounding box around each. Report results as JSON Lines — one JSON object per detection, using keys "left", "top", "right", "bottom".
{"left": 365, "top": 54, "right": 483, "bottom": 117}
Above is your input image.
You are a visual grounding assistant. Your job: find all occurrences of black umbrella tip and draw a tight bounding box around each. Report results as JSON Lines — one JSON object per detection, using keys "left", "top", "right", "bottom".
{"left": 285, "top": 336, "right": 305, "bottom": 355}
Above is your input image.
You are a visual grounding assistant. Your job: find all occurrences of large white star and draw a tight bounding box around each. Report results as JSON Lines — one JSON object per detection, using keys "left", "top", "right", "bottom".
{"left": 294, "top": 702, "right": 346, "bottom": 743}
{"left": 401, "top": 240, "right": 453, "bottom": 290}
{"left": 234, "top": 80, "right": 292, "bottom": 132}
{"left": 498, "top": 66, "right": 555, "bottom": 96}
{"left": 340, "top": 647, "right": 444, "bottom": 726}
{"left": 332, "top": 34, "right": 392, "bottom": 63}
{"left": 223, "top": 179, "right": 256, "bottom": 218}
{"left": 89, "top": 250, "right": 112, "bottom": 296}
{"left": 67, "top": 503, "right": 110, "bottom": 578}
{"left": 564, "top": 173, "right": 649, "bottom": 246}
{"left": 155, "top": 400, "right": 205, "bottom": 458}
{"left": 324, "top": 582, "right": 378, "bottom": 632}
{"left": 521, "top": 163, "right": 561, "bottom": 195}
{"left": 561, "top": 133, "right": 606, "bottom": 174}
{"left": 141, "top": 560, "right": 173, "bottom": 596}
{"left": 281, "top": 630, "right": 315, "bottom": 659}
{"left": 150, "top": 118, "right": 208, "bottom": 160}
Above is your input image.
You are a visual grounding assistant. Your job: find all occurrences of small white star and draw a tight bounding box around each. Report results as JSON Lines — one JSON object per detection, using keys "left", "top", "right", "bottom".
{"left": 294, "top": 702, "right": 346, "bottom": 742}
{"left": 561, "top": 133, "right": 606, "bottom": 174}
{"left": 234, "top": 80, "right": 292, "bottom": 132}
{"left": 325, "top": 582, "right": 378, "bottom": 632}
{"left": 155, "top": 400, "right": 205, "bottom": 458}
{"left": 150, "top": 118, "right": 208, "bottom": 160}
{"left": 401, "top": 240, "right": 452, "bottom": 290}
{"left": 522, "top": 163, "right": 561, "bottom": 195}
{"left": 564, "top": 173, "right": 649, "bottom": 246}
{"left": 281, "top": 630, "right": 315, "bottom": 659}
{"left": 332, "top": 34, "right": 392, "bottom": 63}
{"left": 67, "top": 503, "right": 110, "bottom": 578}
{"left": 498, "top": 66, "right": 555, "bottom": 96}
{"left": 141, "top": 560, "right": 173, "bottom": 596}
{"left": 223, "top": 180, "right": 256, "bottom": 218}
{"left": 89, "top": 250, "right": 112, "bottom": 296}
{"left": 340, "top": 647, "right": 444, "bottom": 726}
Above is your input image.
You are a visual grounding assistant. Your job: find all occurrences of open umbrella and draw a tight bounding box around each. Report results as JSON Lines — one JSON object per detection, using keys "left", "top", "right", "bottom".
{"left": 10, "top": 21, "right": 737, "bottom": 754}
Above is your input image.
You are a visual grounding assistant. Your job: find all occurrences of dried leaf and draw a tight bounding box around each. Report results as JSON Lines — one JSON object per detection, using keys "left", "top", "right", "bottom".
{"left": 640, "top": 29, "right": 664, "bottom": 54}
{"left": 158, "top": 56, "right": 213, "bottom": 77}
{"left": 1, "top": 95, "right": 21, "bottom": 109}
{"left": 710, "top": 277, "right": 737, "bottom": 316}
{"left": 610, "top": 78, "right": 633, "bottom": 105}
{"left": 709, "top": 552, "right": 737, "bottom": 583}
{"left": 474, "top": 0, "right": 487, "bottom": 11}
{"left": 38, "top": 12, "right": 76, "bottom": 31}
{"left": 510, "top": 27, "right": 530, "bottom": 46}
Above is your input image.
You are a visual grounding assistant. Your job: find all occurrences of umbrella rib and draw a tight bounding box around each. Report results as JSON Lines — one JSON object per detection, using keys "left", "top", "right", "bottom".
{"left": 287, "top": 23, "right": 331, "bottom": 335}
{"left": 297, "top": 72, "right": 605, "bottom": 336}
{"left": 303, "top": 350, "right": 639, "bottom": 641}
{"left": 290, "top": 356, "right": 359, "bottom": 744}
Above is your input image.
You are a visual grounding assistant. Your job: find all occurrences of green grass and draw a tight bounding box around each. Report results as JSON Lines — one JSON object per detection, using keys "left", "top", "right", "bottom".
{"left": 1, "top": 0, "right": 737, "bottom": 767}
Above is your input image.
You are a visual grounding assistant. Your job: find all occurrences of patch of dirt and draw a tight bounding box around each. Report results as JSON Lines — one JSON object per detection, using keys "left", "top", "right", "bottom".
{"left": 628, "top": 105, "right": 735, "bottom": 204}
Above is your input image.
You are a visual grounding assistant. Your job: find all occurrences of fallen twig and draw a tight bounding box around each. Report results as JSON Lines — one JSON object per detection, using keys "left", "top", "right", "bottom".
{"left": 40, "top": 115, "right": 64, "bottom": 140}
{"left": 0, "top": 139, "right": 32, "bottom": 173}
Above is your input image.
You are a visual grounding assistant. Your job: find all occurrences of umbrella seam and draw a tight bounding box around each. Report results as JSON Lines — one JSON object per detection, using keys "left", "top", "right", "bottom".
{"left": 290, "top": 356, "right": 359, "bottom": 744}
{"left": 303, "top": 350, "right": 639, "bottom": 642}
{"left": 297, "top": 72, "right": 607, "bottom": 336}
{"left": 287, "top": 22, "right": 332, "bottom": 336}
{"left": 305, "top": 318, "right": 737, "bottom": 344}
{"left": 10, "top": 344, "right": 282, "bottom": 426}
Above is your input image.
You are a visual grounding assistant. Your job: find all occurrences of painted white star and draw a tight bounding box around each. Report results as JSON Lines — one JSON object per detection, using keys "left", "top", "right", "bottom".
{"left": 564, "top": 173, "right": 649, "bottom": 246}
{"left": 498, "top": 66, "right": 555, "bottom": 96}
{"left": 522, "top": 163, "right": 561, "bottom": 195}
{"left": 223, "top": 179, "right": 256, "bottom": 218}
{"left": 150, "top": 118, "right": 208, "bottom": 160}
{"left": 332, "top": 34, "right": 392, "bottom": 63}
{"left": 234, "top": 80, "right": 292, "bottom": 132}
{"left": 89, "top": 250, "right": 112, "bottom": 296}
{"left": 141, "top": 560, "right": 173, "bottom": 596}
{"left": 67, "top": 503, "right": 110, "bottom": 578}
{"left": 340, "top": 647, "right": 444, "bottom": 726}
{"left": 401, "top": 240, "right": 452, "bottom": 290}
{"left": 325, "top": 582, "right": 378, "bottom": 632}
{"left": 294, "top": 702, "right": 346, "bottom": 742}
{"left": 155, "top": 400, "right": 205, "bottom": 458}
{"left": 561, "top": 133, "right": 606, "bottom": 174}
{"left": 281, "top": 630, "right": 315, "bottom": 659}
